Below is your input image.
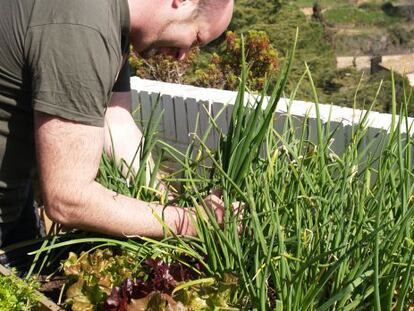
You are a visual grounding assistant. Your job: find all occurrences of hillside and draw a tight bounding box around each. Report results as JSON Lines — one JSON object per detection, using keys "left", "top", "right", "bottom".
{"left": 291, "top": 0, "right": 414, "bottom": 55}
{"left": 228, "top": 0, "right": 413, "bottom": 114}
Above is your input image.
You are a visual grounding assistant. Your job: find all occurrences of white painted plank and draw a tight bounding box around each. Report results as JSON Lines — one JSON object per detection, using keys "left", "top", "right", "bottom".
{"left": 185, "top": 97, "right": 199, "bottom": 144}
{"left": 161, "top": 95, "right": 176, "bottom": 141}
{"left": 225, "top": 103, "right": 234, "bottom": 134}
{"left": 198, "top": 100, "right": 215, "bottom": 149}
{"left": 289, "top": 114, "right": 307, "bottom": 142}
{"left": 173, "top": 96, "right": 189, "bottom": 144}
{"left": 150, "top": 93, "right": 164, "bottom": 133}
{"left": 343, "top": 124, "right": 353, "bottom": 154}
{"left": 212, "top": 101, "right": 229, "bottom": 139}
{"left": 131, "top": 89, "right": 139, "bottom": 113}
{"left": 139, "top": 91, "right": 152, "bottom": 128}
{"left": 307, "top": 117, "right": 319, "bottom": 146}
{"left": 366, "top": 126, "right": 387, "bottom": 159}
{"left": 160, "top": 138, "right": 189, "bottom": 155}
{"left": 130, "top": 90, "right": 142, "bottom": 123}
{"left": 273, "top": 112, "right": 287, "bottom": 138}
{"left": 326, "top": 120, "right": 344, "bottom": 156}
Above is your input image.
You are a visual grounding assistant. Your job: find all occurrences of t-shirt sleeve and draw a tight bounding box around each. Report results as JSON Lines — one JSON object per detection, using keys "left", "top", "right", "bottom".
{"left": 112, "top": 59, "right": 131, "bottom": 92}
{"left": 26, "top": 25, "right": 120, "bottom": 127}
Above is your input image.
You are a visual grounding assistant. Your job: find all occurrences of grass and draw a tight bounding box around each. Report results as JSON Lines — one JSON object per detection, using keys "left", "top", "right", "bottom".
{"left": 31, "top": 36, "right": 414, "bottom": 309}
{"left": 324, "top": 4, "right": 404, "bottom": 26}
{"left": 289, "top": 0, "right": 339, "bottom": 9}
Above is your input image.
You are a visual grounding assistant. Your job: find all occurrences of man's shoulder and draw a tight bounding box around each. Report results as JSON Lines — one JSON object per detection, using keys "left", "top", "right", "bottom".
{"left": 29, "top": 0, "right": 118, "bottom": 34}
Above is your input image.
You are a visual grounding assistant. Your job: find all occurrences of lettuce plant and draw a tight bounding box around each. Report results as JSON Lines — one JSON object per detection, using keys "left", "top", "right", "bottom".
{"left": 0, "top": 271, "right": 41, "bottom": 310}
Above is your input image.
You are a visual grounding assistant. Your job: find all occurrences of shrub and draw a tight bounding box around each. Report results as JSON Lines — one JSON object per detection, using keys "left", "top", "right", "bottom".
{"left": 192, "top": 30, "right": 279, "bottom": 91}
{"left": 129, "top": 30, "right": 279, "bottom": 93}
{"left": 129, "top": 48, "right": 200, "bottom": 84}
{"left": 388, "top": 25, "right": 414, "bottom": 47}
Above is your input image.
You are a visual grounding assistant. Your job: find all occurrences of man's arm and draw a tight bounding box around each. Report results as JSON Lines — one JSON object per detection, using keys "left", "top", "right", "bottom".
{"left": 104, "top": 91, "right": 144, "bottom": 173}
{"left": 34, "top": 111, "right": 196, "bottom": 237}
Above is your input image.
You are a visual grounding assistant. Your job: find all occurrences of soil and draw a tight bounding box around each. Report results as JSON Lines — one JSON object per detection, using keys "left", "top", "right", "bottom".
{"left": 35, "top": 276, "right": 67, "bottom": 310}
{"left": 38, "top": 275, "right": 67, "bottom": 301}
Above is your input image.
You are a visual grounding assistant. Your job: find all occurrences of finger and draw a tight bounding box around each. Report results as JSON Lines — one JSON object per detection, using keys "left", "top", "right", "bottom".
{"left": 205, "top": 194, "right": 223, "bottom": 207}
{"left": 231, "top": 201, "right": 244, "bottom": 212}
{"left": 210, "top": 189, "right": 223, "bottom": 198}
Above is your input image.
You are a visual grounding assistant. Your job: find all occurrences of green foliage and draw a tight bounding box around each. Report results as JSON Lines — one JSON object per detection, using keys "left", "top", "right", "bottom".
{"left": 191, "top": 30, "right": 279, "bottom": 91}
{"left": 243, "top": 3, "right": 336, "bottom": 102}
{"left": 97, "top": 99, "right": 165, "bottom": 202}
{"left": 328, "top": 68, "right": 414, "bottom": 114}
{"left": 218, "top": 32, "right": 295, "bottom": 191}
{"left": 288, "top": 0, "right": 339, "bottom": 8}
{"left": 229, "top": 1, "right": 413, "bottom": 114}
{"left": 388, "top": 24, "right": 414, "bottom": 47}
{"left": 154, "top": 57, "right": 414, "bottom": 309}
{"left": 324, "top": 4, "right": 404, "bottom": 25}
{"left": 129, "top": 48, "right": 200, "bottom": 84}
{"left": 129, "top": 29, "right": 280, "bottom": 94}
{"left": 0, "top": 271, "right": 40, "bottom": 311}
{"left": 334, "top": 31, "right": 386, "bottom": 55}
{"left": 229, "top": 0, "right": 281, "bottom": 30}
{"left": 189, "top": 63, "right": 414, "bottom": 309}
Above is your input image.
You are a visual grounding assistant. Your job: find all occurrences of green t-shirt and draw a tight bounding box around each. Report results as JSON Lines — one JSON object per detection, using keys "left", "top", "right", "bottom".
{"left": 0, "top": 0, "right": 131, "bottom": 222}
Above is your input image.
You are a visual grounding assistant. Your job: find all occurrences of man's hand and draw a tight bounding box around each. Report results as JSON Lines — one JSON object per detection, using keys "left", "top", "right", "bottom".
{"left": 203, "top": 190, "right": 225, "bottom": 226}
{"left": 203, "top": 190, "right": 243, "bottom": 228}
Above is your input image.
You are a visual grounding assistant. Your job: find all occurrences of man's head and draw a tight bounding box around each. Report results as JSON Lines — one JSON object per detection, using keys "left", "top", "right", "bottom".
{"left": 128, "top": 0, "right": 234, "bottom": 59}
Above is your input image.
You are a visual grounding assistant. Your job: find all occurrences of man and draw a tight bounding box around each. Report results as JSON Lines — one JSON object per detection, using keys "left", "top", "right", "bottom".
{"left": 0, "top": 0, "right": 234, "bottom": 247}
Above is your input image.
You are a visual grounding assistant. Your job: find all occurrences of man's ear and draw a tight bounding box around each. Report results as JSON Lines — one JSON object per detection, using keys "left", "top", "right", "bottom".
{"left": 171, "top": 0, "right": 199, "bottom": 9}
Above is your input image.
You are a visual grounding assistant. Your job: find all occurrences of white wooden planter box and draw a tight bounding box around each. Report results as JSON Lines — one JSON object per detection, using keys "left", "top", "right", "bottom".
{"left": 131, "top": 77, "right": 414, "bottom": 159}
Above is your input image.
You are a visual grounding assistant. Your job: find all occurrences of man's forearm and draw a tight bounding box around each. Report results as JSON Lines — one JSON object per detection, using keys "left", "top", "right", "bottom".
{"left": 46, "top": 180, "right": 196, "bottom": 238}
{"left": 35, "top": 109, "right": 194, "bottom": 238}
